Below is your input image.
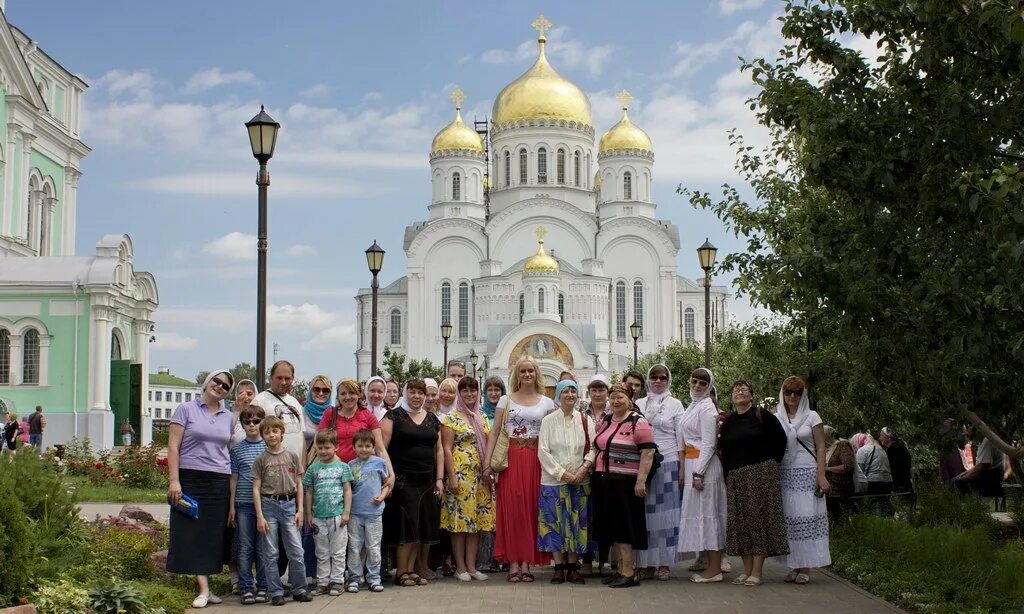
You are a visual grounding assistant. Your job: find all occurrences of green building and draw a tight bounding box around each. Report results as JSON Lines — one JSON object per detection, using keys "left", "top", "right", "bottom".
{"left": 0, "top": 8, "right": 158, "bottom": 450}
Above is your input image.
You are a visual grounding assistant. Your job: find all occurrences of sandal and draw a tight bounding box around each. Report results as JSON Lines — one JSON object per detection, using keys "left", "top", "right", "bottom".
{"left": 731, "top": 574, "right": 749, "bottom": 585}
{"left": 520, "top": 571, "right": 535, "bottom": 583}
{"left": 784, "top": 570, "right": 797, "bottom": 583}
{"left": 795, "top": 573, "right": 810, "bottom": 584}
{"left": 506, "top": 571, "right": 522, "bottom": 583}
{"left": 396, "top": 572, "right": 417, "bottom": 587}
{"left": 410, "top": 574, "right": 429, "bottom": 586}
{"left": 656, "top": 567, "right": 671, "bottom": 582}
{"left": 744, "top": 576, "right": 763, "bottom": 587}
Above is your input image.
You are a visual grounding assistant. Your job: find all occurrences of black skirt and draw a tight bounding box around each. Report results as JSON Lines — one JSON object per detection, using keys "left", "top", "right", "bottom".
{"left": 384, "top": 472, "right": 440, "bottom": 546}
{"left": 592, "top": 473, "right": 648, "bottom": 550}
{"left": 167, "top": 468, "right": 230, "bottom": 575}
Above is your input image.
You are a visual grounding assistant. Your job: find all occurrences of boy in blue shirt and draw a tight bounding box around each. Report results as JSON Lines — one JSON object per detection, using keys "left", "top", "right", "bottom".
{"left": 229, "top": 406, "right": 268, "bottom": 604}
{"left": 346, "top": 428, "right": 391, "bottom": 593}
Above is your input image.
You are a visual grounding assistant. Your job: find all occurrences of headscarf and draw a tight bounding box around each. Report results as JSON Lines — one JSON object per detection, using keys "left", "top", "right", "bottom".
{"left": 438, "top": 377, "right": 459, "bottom": 415}
{"left": 304, "top": 375, "right": 332, "bottom": 425}
{"left": 396, "top": 382, "right": 426, "bottom": 413}
{"left": 850, "top": 432, "right": 872, "bottom": 449}
{"left": 364, "top": 376, "right": 387, "bottom": 420}
{"left": 775, "top": 377, "right": 812, "bottom": 438}
{"left": 481, "top": 376, "right": 506, "bottom": 421}
{"left": 202, "top": 370, "right": 234, "bottom": 400}
{"left": 555, "top": 379, "right": 579, "bottom": 407}
{"left": 688, "top": 367, "right": 714, "bottom": 404}
{"left": 643, "top": 363, "right": 673, "bottom": 418}
{"left": 455, "top": 382, "right": 489, "bottom": 468}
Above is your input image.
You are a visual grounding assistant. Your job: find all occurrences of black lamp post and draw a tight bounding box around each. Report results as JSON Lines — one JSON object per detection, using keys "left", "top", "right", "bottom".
{"left": 441, "top": 323, "right": 453, "bottom": 370}
{"left": 245, "top": 105, "right": 280, "bottom": 391}
{"left": 365, "top": 241, "right": 385, "bottom": 377}
{"left": 629, "top": 322, "right": 642, "bottom": 368}
{"left": 470, "top": 349, "right": 478, "bottom": 380}
{"left": 697, "top": 238, "right": 719, "bottom": 368}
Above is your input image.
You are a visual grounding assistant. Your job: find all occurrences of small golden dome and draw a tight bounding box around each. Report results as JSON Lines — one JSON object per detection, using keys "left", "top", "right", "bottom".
{"left": 594, "top": 171, "right": 602, "bottom": 187}
{"left": 432, "top": 87, "right": 484, "bottom": 155}
{"left": 524, "top": 227, "right": 559, "bottom": 274}
{"left": 492, "top": 16, "right": 592, "bottom": 128}
{"left": 599, "top": 90, "right": 653, "bottom": 154}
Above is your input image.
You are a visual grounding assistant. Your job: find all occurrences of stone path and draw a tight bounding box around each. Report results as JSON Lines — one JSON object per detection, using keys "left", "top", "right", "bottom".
{"left": 78, "top": 502, "right": 169, "bottom": 522}
{"left": 188, "top": 559, "right": 900, "bottom": 613}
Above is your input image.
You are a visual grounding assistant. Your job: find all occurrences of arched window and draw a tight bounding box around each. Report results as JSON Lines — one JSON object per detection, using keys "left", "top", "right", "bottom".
{"left": 537, "top": 288, "right": 545, "bottom": 313}
{"left": 633, "top": 281, "right": 644, "bottom": 334}
{"left": 110, "top": 332, "right": 122, "bottom": 360}
{"left": 573, "top": 151, "right": 581, "bottom": 187}
{"left": 504, "top": 150, "right": 511, "bottom": 187}
{"left": 558, "top": 293, "right": 565, "bottom": 323}
{"left": 452, "top": 172, "right": 461, "bottom": 201}
{"left": 441, "top": 282, "right": 451, "bottom": 328}
{"left": 519, "top": 149, "right": 528, "bottom": 185}
{"left": 519, "top": 293, "right": 525, "bottom": 323}
{"left": 22, "top": 329, "right": 39, "bottom": 385}
{"left": 537, "top": 147, "right": 547, "bottom": 184}
{"left": 0, "top": 329, "right": 9, "bottom": 385}
{"left": 557, "top": 149, "right": 565, "bottom": 184}
{"left": 390, "top": 309, "right": 402, "bottom": 346}
{"left": 685, "top": 307, "right": 695, "bottom": 342}
{"left": 615, "top": 281, "right": 627, "bottom": 340}
{"left": 458, "top": 282, "right": 469, "bottom": 340}
{"left": 624, "top": 171, "right": 633, "bottom": 200}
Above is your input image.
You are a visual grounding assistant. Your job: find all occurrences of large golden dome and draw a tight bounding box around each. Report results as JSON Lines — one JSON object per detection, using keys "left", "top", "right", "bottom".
{"left": 523, "top": 227, "right": 559, "bottom": 274}
{"left": 491, "top": 16, "right": 592, "bottom": 128}
{"left": 599, "top": 90, "right": 653, "bottom": 154}
{"left": 432, "top": 87, "right": 484, "bottom": 155}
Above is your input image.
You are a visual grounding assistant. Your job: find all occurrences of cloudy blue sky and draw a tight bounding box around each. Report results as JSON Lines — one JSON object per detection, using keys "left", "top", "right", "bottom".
{"left": 8, "top": 0, "right": 869, "bottom": 382}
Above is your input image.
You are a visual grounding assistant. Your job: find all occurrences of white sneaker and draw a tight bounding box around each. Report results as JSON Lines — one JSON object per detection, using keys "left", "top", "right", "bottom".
{"left": 455, "top": 571, "right": 472, "bottom": 582}
{"left": 469, "top": 570, "right": 489, "bottom": 581}
{"left": 191, "top": 594, "right": 209, "bottom": 608}
{"left": 206, "top": 594, "right": 222, "bottom": 604}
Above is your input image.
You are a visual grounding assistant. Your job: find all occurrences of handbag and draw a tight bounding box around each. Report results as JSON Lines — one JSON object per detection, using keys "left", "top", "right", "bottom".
{"left": 489, "top": 400, "right": 510, "bottom": 472}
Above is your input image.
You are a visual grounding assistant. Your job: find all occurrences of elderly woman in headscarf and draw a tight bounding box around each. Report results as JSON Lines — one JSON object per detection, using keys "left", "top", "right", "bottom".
{"left": 634, "top": 364, "right": 686, "bottom": 581}
{"left": 678, "top": 367, "right": 728, "bottom": 584}
{"left": 440, "top": 377, "right": 495, "bottom": 581}
{"left": 824, "top": 426, "right": 860, "bottom": 508}
{"left": 364, "top": 375, "right": 389, "bottom": 421}
{"left": 166, "top": 369, "right": 235, "bottom": 608}
{"left": 851, "top": 432, "right": 892, "bottom": 496}
{"left": 774, "top": 375, "right": 830, "bottom": 585}
{"left": 424, "top": 378, "right": 440, "bottom": 414}
{"left": 538, "top": 378, "right": 596, "bottom": 584}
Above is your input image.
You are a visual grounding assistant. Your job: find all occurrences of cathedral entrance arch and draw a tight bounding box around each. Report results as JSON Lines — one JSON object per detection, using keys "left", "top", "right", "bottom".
{"left": 493, "top": 321, "right": 591, "bottom": 396}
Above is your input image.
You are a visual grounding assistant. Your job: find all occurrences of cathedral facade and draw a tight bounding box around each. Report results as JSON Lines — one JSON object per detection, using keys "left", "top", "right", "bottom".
{"left": 355, "top": 16, "right": 727, "bottom": 386}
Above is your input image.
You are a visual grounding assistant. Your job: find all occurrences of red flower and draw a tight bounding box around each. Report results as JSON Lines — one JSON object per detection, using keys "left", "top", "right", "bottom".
{"left": 95, "top": 462, "right": 103, "bottom": 469}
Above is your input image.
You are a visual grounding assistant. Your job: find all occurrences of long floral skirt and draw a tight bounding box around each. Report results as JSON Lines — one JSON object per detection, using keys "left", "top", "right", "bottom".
{"left": 537, "top": 483, "right": 592, "bottom": 554}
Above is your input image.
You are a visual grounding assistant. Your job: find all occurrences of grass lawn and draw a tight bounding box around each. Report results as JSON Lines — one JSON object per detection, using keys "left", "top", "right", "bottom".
{"left": 65, "top": 475, "right": 167, "bottom": 503}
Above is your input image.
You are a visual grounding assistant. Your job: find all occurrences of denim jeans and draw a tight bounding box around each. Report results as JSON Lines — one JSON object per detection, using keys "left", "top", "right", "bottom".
{"left": 346, "top": 515, "right": 383, "bottom": 586}
{"left": 29, "top": 434, "right": 42, "bottom": 448}
{"left": 235, "top": 503, "right": 267, "bottom": 593}
{"left": 259, "top": 496, "right": 307, "bottom": 597}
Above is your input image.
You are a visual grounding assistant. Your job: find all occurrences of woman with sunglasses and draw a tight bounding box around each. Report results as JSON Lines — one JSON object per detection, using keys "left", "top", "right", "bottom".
{"left": 634, "top": 364, "right": 686, "bottom": 581}
{"left": 774, "top": 375, "right": 830, "bottom": 584}
{"left": 166, "top": 369, "right": 236, "bottom": 608}
{"left": 678, "top": 368, "right": 728, "bottom": 583}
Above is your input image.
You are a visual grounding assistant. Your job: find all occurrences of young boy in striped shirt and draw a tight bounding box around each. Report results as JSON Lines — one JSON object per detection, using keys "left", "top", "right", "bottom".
{"left": 229, "top": 405, "right": 269, "bottom": 604}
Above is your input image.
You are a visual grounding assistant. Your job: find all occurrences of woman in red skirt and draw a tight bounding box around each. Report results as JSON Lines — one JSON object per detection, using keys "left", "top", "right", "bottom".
{"left": 484, "top": 356, "right": 554, "bottom": 581}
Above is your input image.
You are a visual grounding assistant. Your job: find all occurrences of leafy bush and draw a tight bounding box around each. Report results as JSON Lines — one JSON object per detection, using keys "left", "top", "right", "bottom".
{"left": 90, "top": 525, "right": 162, "bottom": 581}
{"left": 913, "top": 486, "right": 993, "bottom": 531}
{"left": 30, "top": 579, "right": 90, "bottom": 614}
{"left": 114, "top": 444, "right": 168, "bottom": 489}
{"left": 0, "top": 479, "right": 32, "bottom": 605}
{"left": 134, "top": 580, "right": 193, "bottom": 614}
{"left": 89, "top": 581, "right": 147, "bottom": 614}
{"left": 62, "top": 437, "right": 96, "bottom": 476}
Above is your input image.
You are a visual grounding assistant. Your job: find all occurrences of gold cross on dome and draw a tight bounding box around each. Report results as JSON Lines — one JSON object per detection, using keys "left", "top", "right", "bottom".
{"left": 449, "top": 87, "right": 466, "bottom": 110}
{"left": 532, "top": 14, "right": 552, "bottom": 38}
{"left": 535, "top": 226, "right": 547, "bottom": 242}
{"left": 616, "top": 89, "right": 634, "bottom": 110}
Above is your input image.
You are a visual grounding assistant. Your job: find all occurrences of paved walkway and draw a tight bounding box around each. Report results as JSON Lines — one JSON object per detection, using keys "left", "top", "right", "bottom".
{"left": 189, "top": 559, "right": 900, "bottom": 613}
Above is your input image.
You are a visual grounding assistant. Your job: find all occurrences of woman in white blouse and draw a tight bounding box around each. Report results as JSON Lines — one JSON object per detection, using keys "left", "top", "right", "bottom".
{"left": 538, "top": 379, "right": 597, "bottom": 584}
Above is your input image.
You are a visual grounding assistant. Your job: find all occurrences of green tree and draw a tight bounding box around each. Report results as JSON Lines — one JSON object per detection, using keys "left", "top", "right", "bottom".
{"left": 381, "top": 348, "right": 444, "bottom": 383}
{"left": 194, "top": 370, "right": 210, "bottom": 387}
{"left": 685, "top": 0, "right": 1024, "bottom": 464}
{"left": 230, "top": 362, "right": 258, "bottom": 387}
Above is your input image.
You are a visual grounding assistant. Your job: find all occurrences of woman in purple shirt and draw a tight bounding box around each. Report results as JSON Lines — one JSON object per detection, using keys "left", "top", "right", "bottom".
{"left": 166, "top": 369, "right": 235, "bottom": 609}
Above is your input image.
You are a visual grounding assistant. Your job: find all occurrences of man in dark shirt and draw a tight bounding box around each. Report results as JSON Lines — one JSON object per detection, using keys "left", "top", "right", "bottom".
{"left": 27, "top": 405, "right": 46, "bottom": 449}
{"left": 879, "top": 426, "right": 913, "bottom": 493}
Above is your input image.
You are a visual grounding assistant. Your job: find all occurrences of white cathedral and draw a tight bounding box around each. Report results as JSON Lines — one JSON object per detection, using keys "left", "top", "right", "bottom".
{"left": 355, "top": 16, "right": 727, "bottom": 387}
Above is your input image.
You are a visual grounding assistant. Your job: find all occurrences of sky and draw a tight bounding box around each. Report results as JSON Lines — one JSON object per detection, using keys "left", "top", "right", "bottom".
{"left": 6, "top": 0, "right": 857, "bottom": 382}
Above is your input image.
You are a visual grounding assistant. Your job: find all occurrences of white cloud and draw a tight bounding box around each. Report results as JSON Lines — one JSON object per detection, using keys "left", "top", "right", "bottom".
{"left": 156, "top": 306, "right": 253, "bottom": 334}
{"left": 267, "top": 303, "right": 358, "bottom": 349}
{"left": 285, "top": 245, "right": 316, "bottom": 257}
{"left": 478, "top": 26, "right": 614, "bottom": 77}
{"left": 202, "top": 231, "right": 256, "bottom": 261}
{"left": 184, "top": 68, "right": 258, "bottom": 93}
{"left": 93, "top": 69, "right": 156, "bottom": 100}
{"left": 717, "top": 0, "right": 770, "bottom": 15}
{"left": 129, "top": 172, "right": 380, "bottom": 198}
{"left": 304, "top": 323, "right": 356, "bottom": 350}
{"left": 151, "top": 331, "right": 199, "bottom": 351}
{"left": 299, "top": 83, "right": 331, "bottom": 98}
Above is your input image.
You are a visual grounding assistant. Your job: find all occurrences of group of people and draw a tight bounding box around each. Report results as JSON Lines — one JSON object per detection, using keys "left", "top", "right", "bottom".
{"left": 1, "top": 404, "right": 45, "bottom": 454}
{"left": 162, "top": 357, "right": 861, "bottom": 607}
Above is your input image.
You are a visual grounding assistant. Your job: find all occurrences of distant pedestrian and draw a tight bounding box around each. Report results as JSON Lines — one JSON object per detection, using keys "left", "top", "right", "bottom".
{"left": 2, "top": 412, "right": 20, "bottom": 454}
{"left": 121, "top": 418, "right": 136, "bottom": 447}
{"left": 27, "top": 405, "right": 45, "bottom": 449}
{"left": 878, "top": 427, "right": 914, "bottom": 494}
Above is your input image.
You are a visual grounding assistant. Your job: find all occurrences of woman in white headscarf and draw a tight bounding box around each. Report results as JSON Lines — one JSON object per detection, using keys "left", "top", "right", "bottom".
{"left": 774, "top": 375, "right": 830, "bottom": 584}
{"left": 678, "top": 367, "right": 728, "bottom": 584}
{"left": 364, "top": 376, "right": 389, "bottom": 421}
{"left": 634, "top": 364, "right": 686, "bottom": 580}
{"left": 424, "top": 378, "right": 440, "bottom": 415}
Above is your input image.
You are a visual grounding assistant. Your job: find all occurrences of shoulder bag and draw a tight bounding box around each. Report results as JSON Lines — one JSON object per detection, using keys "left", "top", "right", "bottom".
{"left": 489, "top": 400, "right": 510, "bottom": 472}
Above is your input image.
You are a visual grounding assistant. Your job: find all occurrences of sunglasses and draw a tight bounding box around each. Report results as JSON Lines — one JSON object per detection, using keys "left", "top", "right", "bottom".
{"left": 211, "top": 378, "right": 231, "bottom": 392}
{"left": 649, "top": 375, "right": 669, "bottom": 381}
{"left": 311, "top": 387, "right": 331, "bottom": 395}
{"left": 783, "top": 389, "right": 804, "bottom": 396}
{"left": 690, "top": 378, "right": 709, "bottom": 386}
{"left": 243, "top": 419, "right": 262, "bottom": 426}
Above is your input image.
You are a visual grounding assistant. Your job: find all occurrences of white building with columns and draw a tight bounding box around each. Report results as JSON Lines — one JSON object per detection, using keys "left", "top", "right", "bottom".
{"left": 354, "top": 16, "right": 727, "bottom": 387}
{"left": 0, "top": 7, "right": 158, "bottom": 450}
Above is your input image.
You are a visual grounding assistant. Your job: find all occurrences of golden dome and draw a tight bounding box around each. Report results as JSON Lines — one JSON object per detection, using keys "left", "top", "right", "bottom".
{"left": 594, "top": 171, "right": 602, "bottom": 187}
{"left": 491, "top": 16, "right": 592, "bottom": 128}
{"left": 523, "top": 227, "right": 559, "bottom": 274}
{"left": 599, "top": 90, "right": 653, "bottom": 154}
{"left": 432, "top": 87, "right": 484, "bottom": 155}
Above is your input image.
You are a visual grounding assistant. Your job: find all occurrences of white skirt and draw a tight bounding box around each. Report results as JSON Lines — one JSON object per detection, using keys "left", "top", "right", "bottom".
{"left": 677, "top": 454, "right": 727, "bottom": 555}
{"left": 775, "top": 466, "right": 831, "bottom": 569}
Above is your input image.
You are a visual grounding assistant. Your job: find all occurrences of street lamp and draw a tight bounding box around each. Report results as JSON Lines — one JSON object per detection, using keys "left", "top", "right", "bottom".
{"left": 629, "top": 322, "right": 642, "bottom": 368}
{"left": 470, "top": 349, "right": 479, "bottom": 380}
{"left": 365, "top": 241, "right": 385, "bottom": 377}
{"left": 697, "top": 238, "right": 718, "bottom": 367}
{"left": 245, "top": 105, "right": 280, "bottom": 391}
{"left": 441, "top": 323, "right": 453, "bottom": 370}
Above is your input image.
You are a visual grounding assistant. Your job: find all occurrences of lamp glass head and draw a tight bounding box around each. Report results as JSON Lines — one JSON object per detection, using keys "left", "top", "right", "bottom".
{"left": 697, "top": 238, "right": 718, "bottom": 271}
{"left": 245, "top": 105, "right": 280, "bottom": 160}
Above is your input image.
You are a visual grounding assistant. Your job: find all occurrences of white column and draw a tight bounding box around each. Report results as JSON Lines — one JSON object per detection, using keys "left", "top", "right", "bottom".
{"left": 407, "top": 270, "right": 423, "bottom": 360}
{"left": 89, "top": 305, "right": 112, "bottom": 411}
{"left": 8, "top": 334, "right": 22, "bottom": 386}
{"left": 2, "top": 125, "right": 18, "bottom": 237}
{"left": 62, "top": 167, "right": 80, "bottom": 256}
{"left": 20, "top": 132, "right": 35, "bottom": 243}
{"left": 135, "top": 319, "right": 153, "bottom": 446}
